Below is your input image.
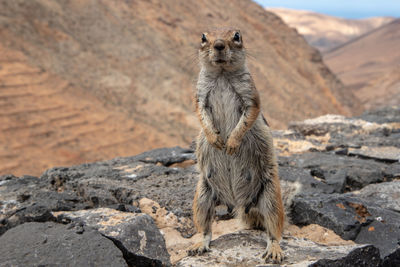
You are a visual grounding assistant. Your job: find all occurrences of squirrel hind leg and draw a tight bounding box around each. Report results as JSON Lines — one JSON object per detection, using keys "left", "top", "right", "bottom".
{"left": 188, "top": 177, "right": 215, "bottom": 256}
{"left": 239, "top": 208, "right": 284, "bottom": 263}
{"left": 259, "top": 198, "right": 285, "bottom": 263}
{"left": 242, "top": 185, "right": 284, "bottom": 263}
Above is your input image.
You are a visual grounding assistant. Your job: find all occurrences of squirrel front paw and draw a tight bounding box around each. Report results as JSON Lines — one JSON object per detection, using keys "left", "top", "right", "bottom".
{"left": 207, "top": 133, "right": 225, "bottom": 150}
{"left": 226, "top": 136, "right": 241, "bottom": 155}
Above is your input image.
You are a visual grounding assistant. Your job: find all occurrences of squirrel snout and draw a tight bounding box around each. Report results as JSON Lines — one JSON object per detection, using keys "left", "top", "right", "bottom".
{"left": 213, "top": 40, "right": 225, "bottom": 51}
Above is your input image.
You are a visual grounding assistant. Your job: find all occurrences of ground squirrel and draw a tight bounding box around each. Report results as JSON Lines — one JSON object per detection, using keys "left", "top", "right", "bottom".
{"left": 188, "top": 28, "right": 285, "bottom": 263}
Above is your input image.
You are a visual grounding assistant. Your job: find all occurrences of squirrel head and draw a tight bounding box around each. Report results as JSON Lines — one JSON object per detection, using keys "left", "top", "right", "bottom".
{"left": 198, "top": 28, "right": 246, "bottom": 72}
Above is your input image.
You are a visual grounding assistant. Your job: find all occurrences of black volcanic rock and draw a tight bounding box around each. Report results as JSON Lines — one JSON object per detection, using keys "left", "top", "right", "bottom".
{"left": 310, "top": 245, "right": 381, "bottom": 267}
{"left": 115, "top": 146, "right": 195, "bottom": 166}
{"left": 55, "top": 208, "right": 170, "bottom": 266}
{"left": 291, "top": 194, "right": 368, "bottom": 240}
{"left": 348, "top": 146, "right": 400, "bottom": 163}
{"left": 355, "top": 181, "right": 400, "bottom": 211}
{"left": 0, "top": 175, "right": 89, "bottom": 235}
{"left": 40, "top": 148, "right": 198, "bottom": 217}
{"left": 291, "top": 183, "right": 400, "bottom": 258}
{"left": 382, "top": 248, "right": 400, "bottom": 267}
{"left": 0, "top": 222, "right": 127, "bottom": 267}
{"left": 278, "top": 165, "right": 333, "bottom": 194}
{"left": 280, "top": 152, "right": 396, "bottom": 193}
{"left": 357, "top": 106, "right": 400, "bottom": 124}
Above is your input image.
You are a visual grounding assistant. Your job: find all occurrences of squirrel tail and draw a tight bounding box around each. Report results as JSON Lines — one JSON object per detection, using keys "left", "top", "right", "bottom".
{"left": 280, "top": 180, "right": 302, "bottom": 224}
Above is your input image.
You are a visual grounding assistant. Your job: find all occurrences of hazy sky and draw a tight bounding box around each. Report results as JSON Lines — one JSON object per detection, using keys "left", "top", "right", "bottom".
{"left": 255, "top": 0, "right": 400, "bottom": 18}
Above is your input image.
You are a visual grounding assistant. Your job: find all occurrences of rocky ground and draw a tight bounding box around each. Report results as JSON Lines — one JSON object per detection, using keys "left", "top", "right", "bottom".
{"left": 1, "top": 106, "right": 399, "bottom": 266}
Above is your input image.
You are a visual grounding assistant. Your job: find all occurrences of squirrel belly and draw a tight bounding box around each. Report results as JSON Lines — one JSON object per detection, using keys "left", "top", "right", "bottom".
{"left": 196, "top": 86, "right": 276, "bottom": 211}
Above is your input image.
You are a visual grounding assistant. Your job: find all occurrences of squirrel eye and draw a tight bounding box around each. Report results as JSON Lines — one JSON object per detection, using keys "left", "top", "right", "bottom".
{"left": 201, "top": 33, "right": 207, "bottom": 43}
{"left": 233, "top": 32, "right": 240, "bottom": 42}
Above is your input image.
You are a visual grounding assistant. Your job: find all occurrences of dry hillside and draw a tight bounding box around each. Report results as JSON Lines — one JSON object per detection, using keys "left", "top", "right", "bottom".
{"left": 324, "top": 19, "right": 400, "bottom": 109}
{"left": 0, "top": 43, "right": 183, "bottom": 176}
{"left": 268, "top": 7, "right": 394, "bottom": 52}
{"left": 0, "top": 0, "right": 361, "bottom": 176}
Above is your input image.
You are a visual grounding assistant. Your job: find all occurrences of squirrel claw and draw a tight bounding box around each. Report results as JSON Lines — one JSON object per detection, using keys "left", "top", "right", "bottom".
{"left": 187, "top": 242, "right": 210, "bottom": 256}
{"left": 226, "top": 145, "right": 239, "bottom": 155}
{"left": 262, "top": 240, "right": 283, "bottom": 263}
{"left": 226, "top": 137, "right": 240, "bottom": 155}
{"left": 210, "top": 135, "right": 225, "bottom": 150}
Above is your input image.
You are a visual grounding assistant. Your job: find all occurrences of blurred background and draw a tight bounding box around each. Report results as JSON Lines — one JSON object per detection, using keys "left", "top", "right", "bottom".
{"left": 0, "top": 0, "right": 398, "bottom": 176}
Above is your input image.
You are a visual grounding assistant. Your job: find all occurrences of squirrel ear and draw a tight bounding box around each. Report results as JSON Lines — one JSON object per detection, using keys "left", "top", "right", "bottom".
{"left": 233, "top": 32, "right": 241, "bottom": 42}
{"left": 202, "top": 33, "right": 207, "bottom": 43}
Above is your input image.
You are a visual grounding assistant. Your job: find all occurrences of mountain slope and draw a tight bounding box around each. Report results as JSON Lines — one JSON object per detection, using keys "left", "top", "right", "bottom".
{"left": 0, "top": 43, "right": 182, "bottom": 176}
{"left": 356, "top": 67, "right": 400, "bottom": 110}
{"left": 324, "top": 19, "right": 400, "bottom": 109}
{"left": 0, "top": 0, "right": 362, "bottom": 175}
{"left": 268, "top": 7, "right": 394, "bottom": 52}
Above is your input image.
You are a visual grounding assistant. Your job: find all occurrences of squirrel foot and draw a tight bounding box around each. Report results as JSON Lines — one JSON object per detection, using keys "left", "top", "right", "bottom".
{"left": 187, "top": 242, "right": 211, "bottom": 256}
{"left": 262, "top": 239, "right": 283, "bottom": 263}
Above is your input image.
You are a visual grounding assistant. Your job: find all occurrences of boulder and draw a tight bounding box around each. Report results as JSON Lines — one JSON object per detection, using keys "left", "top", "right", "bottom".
{"left": 0, "top": 175, "right": 88, "bottom": 235}
{"left": 382, "top": 248, "right": 400, "bottom": 267}
{"left": 348, "top": 146, "right": 400, "bottom": 163}
{"left": 55, "top": 208, "right": 170, "bottom": 266}
{"left": 282, "top": 152, "right": 397, "bottom": 192}
{"left": 291, "top": 182, "right": 400, "bottom": 257}
{"left": 353, "top": 181, "right": 400, "bottom": 211}
{"left": 0, "top": 222, "right": 127, "bottom": 267}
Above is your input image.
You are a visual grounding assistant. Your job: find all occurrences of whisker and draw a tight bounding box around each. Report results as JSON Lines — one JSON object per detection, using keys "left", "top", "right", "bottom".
{"left": 181, "top": 52, "right": 200, "bottom": 73}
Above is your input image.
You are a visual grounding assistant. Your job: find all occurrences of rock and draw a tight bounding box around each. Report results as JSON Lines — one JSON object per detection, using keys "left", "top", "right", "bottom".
{"left": 289, "top": 107, "right": 400, "bottom": 149}
{"left": 310, "top": 245, "right": 381, "bottom": 267}
{"left": 283, "top": 152, "right": 393, "bottom": 192}
{"left": 176, "top": 230, "right": 381, "bottom": 266}
{"left": 353, "top": 181, "right": 400, "bottom": 212}
{"left": 0, "top": 175, "right": 43, "bottom": 216}
{"left": 351, "top": 182, "right": 400, "bottom": 258}
{"left": 289, "top": 114, "right": 366, "bottom": 136}
{"left": 358, "top": 106, "right": 400, "bottom": 124}
{"left": 348, "top": 146, "right": 400, "bottom": 163}
{"left": 278, "top": 165, "right": 333, "bottom": 195}
{"left": 291, "top": 194, "right": 366, "bottom": 240}
{"left": 0, "top": 175, "right": 88, "bottom": 235}
{"left": 41, "top": 149, "right": 198, "bottom": 217}
{"left": 115, "top": 146, "right": 195, "bottom": 167}
{"left": 329, "top": 130, "right": 400, "bottom": 151}
{"left": 355, "top": 220, "right": 400, "bottom": 259}
{"left": 0, "top": 222, "right": 127, "bottom": 267}
{"left": 107, "top": 203, "right": 142, "bottom": 213}
{"left": 382, "top": 248, "right": 400, "bottom": 267}
{"left": 291, "top": 182, "right": 400, "bottom": 257}
{"left": 55, "top": 208, "right": 170, "bottom": 266}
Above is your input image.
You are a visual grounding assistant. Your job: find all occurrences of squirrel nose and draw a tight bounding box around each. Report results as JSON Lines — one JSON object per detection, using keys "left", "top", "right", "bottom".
{"left": 214, "top": 40, "right": 225, "bottom": 51}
